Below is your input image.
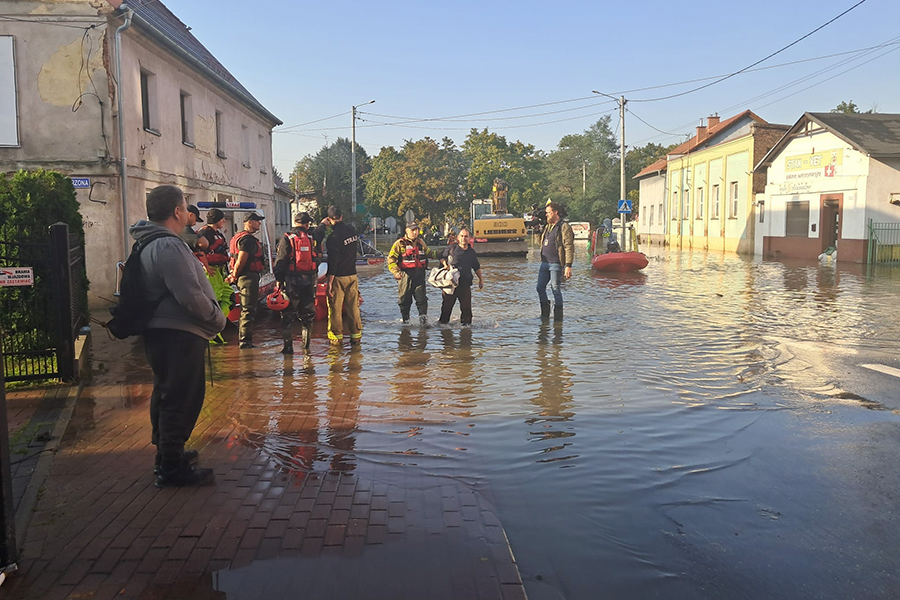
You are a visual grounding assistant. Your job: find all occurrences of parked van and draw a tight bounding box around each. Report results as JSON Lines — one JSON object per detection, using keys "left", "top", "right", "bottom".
{"left": 569, "top": 221, "right": 591, "bottom": 241}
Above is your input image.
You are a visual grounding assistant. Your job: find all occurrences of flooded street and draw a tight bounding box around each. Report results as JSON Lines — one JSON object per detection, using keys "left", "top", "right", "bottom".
{"left": 26, "top": 243, "right": 900, "bottom": 600}
{"left": 225, "top": 242, "right": 900, "bottom": 599}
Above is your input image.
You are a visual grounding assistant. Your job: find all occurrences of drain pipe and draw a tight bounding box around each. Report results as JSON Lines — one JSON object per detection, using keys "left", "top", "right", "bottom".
{"left": 114, "top": 6, "right": 133, "bottom": 258}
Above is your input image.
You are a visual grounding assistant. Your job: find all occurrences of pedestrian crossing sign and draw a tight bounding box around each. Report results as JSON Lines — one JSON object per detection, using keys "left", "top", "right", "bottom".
{"left": 618, "top": 199, "right": 632, "bottom": 214}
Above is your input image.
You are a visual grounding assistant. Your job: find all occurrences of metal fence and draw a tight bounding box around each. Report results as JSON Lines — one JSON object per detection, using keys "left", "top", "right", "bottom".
{"left": 868, "top": 221, "right": 900, "bottom": 265}
{"left": 0, "top": 223, "right": 85, "bottom": 382}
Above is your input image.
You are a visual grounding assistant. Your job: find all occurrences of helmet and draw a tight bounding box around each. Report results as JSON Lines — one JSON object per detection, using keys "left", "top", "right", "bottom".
{"left": 266, "top": 289, "right": 290, "bottom": 311}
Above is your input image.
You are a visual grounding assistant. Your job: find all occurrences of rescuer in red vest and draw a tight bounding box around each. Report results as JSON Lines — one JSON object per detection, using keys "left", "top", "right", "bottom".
{"left": 225, "top": 213, "right": 265, "bottom": 349}
{"left": 273, "top": 212, "right": 323, "bottom": 354}
{"left": 198, "top": 208, "right": 230, "bottom": 272}
{"left": 387, "top": 221, "right": 441, "bottom": 325}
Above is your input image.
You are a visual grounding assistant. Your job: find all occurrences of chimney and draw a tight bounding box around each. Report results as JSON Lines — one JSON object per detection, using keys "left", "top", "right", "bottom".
{"left": 707, "top": 114, "right": 720, "bottom": 128}
{"left": 696, "top": 122, "right": 707, "bottom": 140}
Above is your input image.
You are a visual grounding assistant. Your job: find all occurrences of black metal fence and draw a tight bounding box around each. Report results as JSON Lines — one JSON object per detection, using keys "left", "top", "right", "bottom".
{"left": 0, "top": 223, "right": 85, "bottom": 382}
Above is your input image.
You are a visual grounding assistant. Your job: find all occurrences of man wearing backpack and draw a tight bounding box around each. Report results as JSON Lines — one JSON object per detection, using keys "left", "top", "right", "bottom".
{"left": 537, "top": 202, "right": 575, "bottom": 322}
{"left": 273, "top": 212, "right": 323, "bottom": 354}
{"left": 129, "top": 185, "right": 226, "bottom": 487}
{"left": 225, "top": 213, "right": 265, "bottom": 349}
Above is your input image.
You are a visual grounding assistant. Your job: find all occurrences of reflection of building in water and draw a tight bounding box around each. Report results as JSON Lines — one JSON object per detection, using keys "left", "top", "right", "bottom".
{"left": 525, "top": 324, "right": 576, "bottom": 463}
{"left": 325, "top": 349, "right": 361, "bottom": 472}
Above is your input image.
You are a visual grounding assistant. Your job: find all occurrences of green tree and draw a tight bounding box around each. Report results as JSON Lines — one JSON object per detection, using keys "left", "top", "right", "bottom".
{"left": 291, "top": 137, "right": 370, "bottom": 220}
{"left": 461, "top": 128, "right": 547, "bottom": 215}
{"left": 831, "top": 100, "right": 874, "bottom": 114}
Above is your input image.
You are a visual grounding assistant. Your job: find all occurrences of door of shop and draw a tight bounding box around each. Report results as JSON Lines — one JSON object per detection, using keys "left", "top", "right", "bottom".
{"left": 820, "top": 194, "right": 842, "bottom": 252}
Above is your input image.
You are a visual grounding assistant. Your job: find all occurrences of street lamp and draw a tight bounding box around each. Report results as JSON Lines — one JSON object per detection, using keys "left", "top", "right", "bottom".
{"left": 351, "top": 99, "right": 375, "bottom": 214}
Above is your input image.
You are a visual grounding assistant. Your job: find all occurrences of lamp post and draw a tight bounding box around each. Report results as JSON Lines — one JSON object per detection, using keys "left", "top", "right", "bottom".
{"left": 593, "top": 90, "right": 627, "bottom": 249}
{"left": 351, "top": 100, "right": 375, "bottom": 214}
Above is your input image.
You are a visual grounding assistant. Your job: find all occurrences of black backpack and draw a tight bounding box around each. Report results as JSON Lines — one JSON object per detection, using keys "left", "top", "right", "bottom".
{"left": 107, "top": 231, "right": 177, "bottom": 339}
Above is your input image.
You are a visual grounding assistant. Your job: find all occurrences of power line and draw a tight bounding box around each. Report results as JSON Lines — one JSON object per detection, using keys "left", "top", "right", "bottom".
{"left": 360, "top": 99, "right": 615, "bottom": 124}
{"left": 629, "top": 0, "right": 869, "bottom": 103}
{"left": 359, "top": 107, "right": 618, "bottom": 132}
{"left": 626, "top": 108, "right": 684, "bottom": 137}
{"left": 0, "top": 15, "right": 105, "bottom": 29}
{"left": 276, "top": 110, "right": 350, "bottom": 132}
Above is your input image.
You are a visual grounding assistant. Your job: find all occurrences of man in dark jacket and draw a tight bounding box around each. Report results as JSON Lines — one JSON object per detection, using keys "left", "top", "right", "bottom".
{"left": 322, "top": 205, "right": 362, "bottom": 346}
{"left": 131, "top": 185, "right": 226, "bottom": 487}
{"left": 274, "top": 212, "right": 322, "bottom": 354}
{"left": 537, "top": 202, "right": 575, "bottom": 321}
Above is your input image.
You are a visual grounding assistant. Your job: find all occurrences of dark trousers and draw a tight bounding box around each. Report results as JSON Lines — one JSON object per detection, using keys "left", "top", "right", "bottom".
{"left": 398, "top": 270, "right": 428, "bottom": 319}
{"left": 439, "top": 283, "right": 473, "bottom": 325}
{"left": 144, "top": 328, "right": 208, "bottom": 458}
{"left": 237, "top": 273, "right": 260, "bottom": 345}
{"left": 282, "top": 272, "right": 317, "bottom": 341}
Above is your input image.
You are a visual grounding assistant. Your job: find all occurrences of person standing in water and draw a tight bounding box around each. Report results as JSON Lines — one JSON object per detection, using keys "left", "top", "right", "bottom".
{"left": 438, "top": 228, "right": 483, "bottom": 326}
{"left": 537, "top": 202, "right": 574, "bottom": 322}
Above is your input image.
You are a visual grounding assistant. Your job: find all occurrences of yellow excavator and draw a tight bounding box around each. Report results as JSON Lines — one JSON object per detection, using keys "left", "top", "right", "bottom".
{"left": 471, "top": 178, "right": 527, "bottom": 256}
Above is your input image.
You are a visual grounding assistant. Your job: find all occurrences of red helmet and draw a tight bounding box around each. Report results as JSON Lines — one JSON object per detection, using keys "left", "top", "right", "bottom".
{"left": 266, "top": 289, "right": 290, "bottom": 311}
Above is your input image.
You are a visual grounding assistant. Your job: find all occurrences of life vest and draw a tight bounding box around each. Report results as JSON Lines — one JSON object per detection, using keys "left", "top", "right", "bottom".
{"left": 229, "top": 231, "right": 264, "bottom": 274}
{"left": 399, "top": 239, "right": 427, "bottom": 270}
{"left": 286, "top": 230, "right": 318, "bottom": 273}
{"left": 199, "top": 225, "right": 229, "bottom": 266}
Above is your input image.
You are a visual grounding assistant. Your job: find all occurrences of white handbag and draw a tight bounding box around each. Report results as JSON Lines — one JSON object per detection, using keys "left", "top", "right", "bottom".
{"left": 427, "top": 266, "right": 460, "bottom": 292}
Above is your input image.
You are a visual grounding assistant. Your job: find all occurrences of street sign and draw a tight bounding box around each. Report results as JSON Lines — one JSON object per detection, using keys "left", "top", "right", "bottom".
{"left": 70, "top": 178, "right": 90, "bottom": 189}
{"left": 0, "top": 267, "right": 34, "bottom": 287}
{"left": 618, "top": 199, "right": 632, "bottom": 214}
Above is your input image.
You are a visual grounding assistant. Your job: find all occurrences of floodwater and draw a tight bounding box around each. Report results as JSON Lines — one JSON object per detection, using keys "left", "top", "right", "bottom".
{"left": 95, "top": 243, "right": 900, "bottom": 598}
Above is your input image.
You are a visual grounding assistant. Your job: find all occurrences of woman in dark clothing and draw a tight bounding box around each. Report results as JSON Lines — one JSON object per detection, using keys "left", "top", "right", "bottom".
{"left": 439, "top": 228, "right": 484, "bottom": 326}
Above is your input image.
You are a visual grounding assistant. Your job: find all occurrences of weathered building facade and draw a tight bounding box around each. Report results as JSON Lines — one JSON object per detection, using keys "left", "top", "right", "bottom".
{"left": 754, "top": 112, "right": 900, "bottom": 263}
{"left": 0, "top": 0, "right": 281, "bottom": 306}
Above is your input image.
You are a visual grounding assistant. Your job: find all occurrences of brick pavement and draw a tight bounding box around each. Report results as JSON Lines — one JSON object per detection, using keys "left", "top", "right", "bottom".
{"left": 4, "top": 327, "right": 527, "bottom": 600}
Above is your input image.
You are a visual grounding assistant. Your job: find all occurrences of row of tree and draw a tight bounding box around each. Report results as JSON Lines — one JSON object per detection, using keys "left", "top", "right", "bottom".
{"left": 289, "top": 117, "right": 677, "bottom": 228}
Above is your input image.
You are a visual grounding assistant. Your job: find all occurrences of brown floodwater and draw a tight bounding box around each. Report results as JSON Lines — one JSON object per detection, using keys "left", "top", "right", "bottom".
{"left": 93, "top": 243, "right": 900, "bottom": 599}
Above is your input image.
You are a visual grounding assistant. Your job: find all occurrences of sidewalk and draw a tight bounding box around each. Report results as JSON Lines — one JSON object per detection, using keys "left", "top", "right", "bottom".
{"left": 4, "top": 329, "right": 527, "bottom": 600}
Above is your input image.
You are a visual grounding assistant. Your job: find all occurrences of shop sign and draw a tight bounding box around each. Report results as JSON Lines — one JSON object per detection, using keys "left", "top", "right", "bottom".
{"left": 785, "top": 149, "right": 842, "bottom": 173}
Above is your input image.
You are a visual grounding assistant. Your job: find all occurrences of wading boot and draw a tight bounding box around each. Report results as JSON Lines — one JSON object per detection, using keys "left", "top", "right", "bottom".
{"left": 154, "top": 449, "right": 199, "bottom": 475}
{"left": 281, "top": 342, "right": 294, "bottom": 355}
{"left": 156, "top": 453, "right": 213, "bottom": 488}
{"left": 419, "top": 315, "right": 428, "bottom": 326}
{"left": 540, "top": 301, "right": 551, "bottom": 321}
{"left": 302, "top": 324, "right": 311, "bottom": 349}
{"left": 553, "top": 304, "right": 563, "bottom": 322}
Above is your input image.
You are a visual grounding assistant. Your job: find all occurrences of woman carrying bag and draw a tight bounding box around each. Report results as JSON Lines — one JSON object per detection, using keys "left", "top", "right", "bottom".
{"left": 437, "top": 228, "right": 484, "bottom": 326}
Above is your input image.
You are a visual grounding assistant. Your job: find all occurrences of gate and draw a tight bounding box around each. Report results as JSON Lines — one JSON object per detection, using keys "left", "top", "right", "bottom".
{"left": 0, "top": 223, "right": 85, "bottom": 382}
{"left": 867, "top": 221, "right": 900, "bottom": 265}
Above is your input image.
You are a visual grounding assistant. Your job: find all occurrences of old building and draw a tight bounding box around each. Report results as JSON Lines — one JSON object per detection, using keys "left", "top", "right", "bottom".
{"left": 753, "top": 112, "right": 900, "bottom": 263}
{"left": 0, "top": 0, "right": 281, "bottom": 306}
{"left": 635, "top": 111, "right": 788, "bottom": 253}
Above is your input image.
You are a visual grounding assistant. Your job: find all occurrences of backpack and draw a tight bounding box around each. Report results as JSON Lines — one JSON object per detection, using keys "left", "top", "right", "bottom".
{"left": 107, "top": 231, "right": 178, "bottom": 339}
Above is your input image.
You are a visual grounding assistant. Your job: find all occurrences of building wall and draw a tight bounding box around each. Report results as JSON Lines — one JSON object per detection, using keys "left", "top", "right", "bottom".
{"left": 0, "top": 3, "right": 278, "bottom": 307}
{"left": 636, "top": 172, "right": 666, "bottom": 244}
{"left": 665, "top": 136, "right": 755, "bottom": 255}
{"left": 756, "top": 128, "right": 878, "bottom": 262}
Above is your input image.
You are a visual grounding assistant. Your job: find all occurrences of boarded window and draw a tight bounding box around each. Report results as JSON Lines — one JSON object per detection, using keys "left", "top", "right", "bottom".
{"left": 180, "top": 92, "right": 193, "bottom": 145}
{"left": 786, "top": 201, "right": 809, "bottom": 236}
{"left": 140, "top": 69, "right": 158, "bottom": 133}
{"left": 0, "top": 36, "right": 18, "bottom": 146}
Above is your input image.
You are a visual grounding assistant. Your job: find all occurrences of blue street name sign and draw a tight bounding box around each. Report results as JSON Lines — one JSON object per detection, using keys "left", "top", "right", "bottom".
{"left": 70, "top": 178, "right": 91, "bottom": 189}
{"left": 618, "top": 199, "right": 632, "bottom": 214}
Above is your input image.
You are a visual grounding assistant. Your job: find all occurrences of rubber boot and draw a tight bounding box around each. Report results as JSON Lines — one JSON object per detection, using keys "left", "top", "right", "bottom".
{"left": 156, "top": 453, "right": 214, "bottom": 488}
{"left": 540, "top": 301, "right": 551, "bottom": 321}
{"left": 281, "top": 342, "right": 293, "bottom": 355}
{"left": 401, "top": 310, "right": 410, "bottom": 325}
{"left": 302, "top": 324, "right": 311, "bottom": 349}
{"left": 553, "top": 304, "right": 563, "bottom": 322}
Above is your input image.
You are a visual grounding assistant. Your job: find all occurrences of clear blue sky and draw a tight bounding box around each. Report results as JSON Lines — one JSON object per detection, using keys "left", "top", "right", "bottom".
{"left": 161, "top": 0, "right": 900, "bottom": 174}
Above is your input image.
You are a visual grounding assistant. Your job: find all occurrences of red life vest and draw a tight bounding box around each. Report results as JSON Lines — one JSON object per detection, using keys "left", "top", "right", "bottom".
{"left": 286, "top": 230, "right": 318, "bottom": 273}
{"left": 399, "top": 239, "right": 427, "bottom": 270}
{"left": 229, "top": 231, "right": 264, "bottom": 274}
{"left": 199, "top": 225, "right": 229, "bottom": 266}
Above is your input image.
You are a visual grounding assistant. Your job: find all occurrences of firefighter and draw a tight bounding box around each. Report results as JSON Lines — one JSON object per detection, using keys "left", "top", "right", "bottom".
{"left": 225, "top": 213, "right": 265, "bottom": 349}
{"left": 387, "top": 221, "right": 440, "bottom": 325}
{"left": 198, "top": 208, "right": 230, "bottom": 272}
{"left": 273, "top": 212, "right": 322, "bottom": 354}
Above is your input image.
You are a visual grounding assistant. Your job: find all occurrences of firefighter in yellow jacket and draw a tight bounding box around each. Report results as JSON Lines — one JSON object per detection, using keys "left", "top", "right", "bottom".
{"left": 388, "top": 221, "right": 440, "bottom": 325}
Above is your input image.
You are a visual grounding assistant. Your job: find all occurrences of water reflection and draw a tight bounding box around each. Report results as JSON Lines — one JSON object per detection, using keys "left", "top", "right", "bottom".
{"left": 324, "top": 348, "right": 361, "bottom": 472}
{"left": 526, "top": 323, "right": 576, "bottom": 464}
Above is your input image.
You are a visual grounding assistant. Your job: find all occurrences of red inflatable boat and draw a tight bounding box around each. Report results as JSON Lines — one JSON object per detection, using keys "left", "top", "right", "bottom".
{"left": 591, "top": 251, "right": 648, "bottom": 272}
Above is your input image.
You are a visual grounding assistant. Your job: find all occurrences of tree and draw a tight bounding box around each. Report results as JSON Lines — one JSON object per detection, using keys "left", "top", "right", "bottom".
{"left": 290, "top": 137, "right": 370, "bottom": 219}
{"left": 461, "top": 129, "right": 547, "bottom": 215}
{"left": 831, "top": 100, "right": 874, "bottom": 114}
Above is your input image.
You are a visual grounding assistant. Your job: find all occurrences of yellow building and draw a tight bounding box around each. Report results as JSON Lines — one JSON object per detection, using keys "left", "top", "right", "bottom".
{"left": 663, "top": 111, "right": 787, "bottom": 255}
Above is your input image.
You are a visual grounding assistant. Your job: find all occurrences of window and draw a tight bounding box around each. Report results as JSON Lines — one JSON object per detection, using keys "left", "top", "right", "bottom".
{"left": 683, "top": 190, "right": 690, "bottom": 220}
{"left": 786, "top": 201, "right": 809, "bottom": 236}
{"left": 140, "top": 69, "right": 159, "bottom": 134}
{"left": 696, "top": 188, "right": 704, "bottom": 219}
{"left": 215, "top": 110, "right": 226, "bottom": 158}
{"left": 649, "top": 205, "right": 655, "bottom": 227}
{"left": 672, "top": 191, "right": 678, "bottom": 220}
{"left": 259, "top": 134, "right": 267, "bottom": 174}
{"left": 0, "top": 36, "right": 19, "bottom": 146}
{"left": 729, "top": 181, "right": 739, "bottom": 217}
{"left": 758, "top": 201, "right": 765, "bottom": 224}
{"left": 241, "top": 124, "right": 250, "bottom": 168}
{"left": 658, "top": 203, "right": 663, "bottom": 224}
{"left": 712, "top": 185, "right": 720, "bottom": 219}
{"left": 180, "top": 92, "right": 193, "bottom": 146}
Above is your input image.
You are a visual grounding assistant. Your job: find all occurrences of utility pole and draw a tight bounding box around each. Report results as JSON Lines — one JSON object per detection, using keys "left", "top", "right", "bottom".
{"left": 592, "top": 90, "right": 628, "bottom": 250}
{"left": 351, "top": 100, "right": 375, "bottom": 215}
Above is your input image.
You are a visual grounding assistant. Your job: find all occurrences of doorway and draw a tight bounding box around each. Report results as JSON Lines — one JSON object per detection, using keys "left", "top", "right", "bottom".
{"left": 820, "top": 194, "right": 842, "bottom": 253}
